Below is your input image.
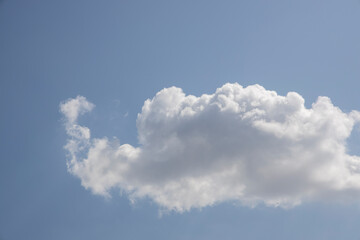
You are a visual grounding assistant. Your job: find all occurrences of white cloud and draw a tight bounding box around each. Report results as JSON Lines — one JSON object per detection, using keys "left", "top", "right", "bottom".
{"left": 60, "top": 83, "right": 360, "bottom": 212}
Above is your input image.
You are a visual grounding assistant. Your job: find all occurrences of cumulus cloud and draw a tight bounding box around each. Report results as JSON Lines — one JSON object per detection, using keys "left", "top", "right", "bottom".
{"left": 60, "top": 83, "right": 360, "bottom": 212}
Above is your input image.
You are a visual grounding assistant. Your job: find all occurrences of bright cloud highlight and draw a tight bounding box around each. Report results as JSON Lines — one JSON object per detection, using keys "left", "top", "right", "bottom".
{"left": 60, "top": 83, "right": 360, "bottom": 212}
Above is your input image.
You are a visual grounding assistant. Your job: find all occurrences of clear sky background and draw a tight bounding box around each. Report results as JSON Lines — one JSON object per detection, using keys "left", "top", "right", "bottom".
{"left": 1, "top": 0, "right": 360, "bottom": 239}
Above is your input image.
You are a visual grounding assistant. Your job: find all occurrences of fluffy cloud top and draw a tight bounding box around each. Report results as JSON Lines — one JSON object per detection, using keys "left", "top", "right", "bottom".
{"left": 60, "top": 83, "right": 360, "bottom": 212}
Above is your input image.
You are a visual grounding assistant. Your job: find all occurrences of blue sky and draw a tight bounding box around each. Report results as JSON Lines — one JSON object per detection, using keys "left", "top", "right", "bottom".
{"left": 1, "top": 0, "right": 360, "bottom": 239}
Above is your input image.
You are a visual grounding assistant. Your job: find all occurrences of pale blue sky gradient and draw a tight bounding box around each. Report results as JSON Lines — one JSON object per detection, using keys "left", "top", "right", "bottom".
{"left": 1, "top": 0, "right": 360, "bottom": 239}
